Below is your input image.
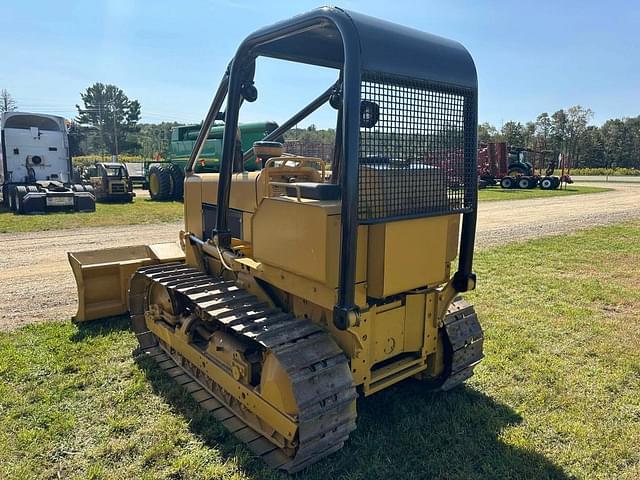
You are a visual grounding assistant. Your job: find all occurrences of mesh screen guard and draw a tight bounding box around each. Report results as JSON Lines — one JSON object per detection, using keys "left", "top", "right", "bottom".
{"left": 358, "top": 72, "right": 477, "bottom": 223}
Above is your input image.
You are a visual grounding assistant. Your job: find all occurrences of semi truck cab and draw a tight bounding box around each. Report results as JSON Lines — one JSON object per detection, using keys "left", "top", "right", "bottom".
{"left": 1, "top": 112, "right": 95, "bottom": 213}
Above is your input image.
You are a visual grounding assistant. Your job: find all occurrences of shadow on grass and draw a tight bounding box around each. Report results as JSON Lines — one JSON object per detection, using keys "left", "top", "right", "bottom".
{"left": 140, "top": 197, "right": 183, "bottom": 204}
{"left": 135, "top": 354, "right": 570, "bottom": 480}
{"left": 71, "top": 315, "right": 132, "bottom": 342}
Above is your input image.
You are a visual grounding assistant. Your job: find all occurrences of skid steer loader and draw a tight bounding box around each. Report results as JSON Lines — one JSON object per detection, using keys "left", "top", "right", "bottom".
{"left": 69, "top": 6, "right": 482, "bottom": 473}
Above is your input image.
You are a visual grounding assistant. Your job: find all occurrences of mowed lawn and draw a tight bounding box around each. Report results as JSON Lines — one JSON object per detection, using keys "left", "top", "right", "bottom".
{"left": 0, "top": 223, "right": 639, "bottom": 479}
{"left": 0, "top": 196, "right": 183, "bottom": 233}
{"left": 478, "top": 184, "right": 609, "bottom": 201}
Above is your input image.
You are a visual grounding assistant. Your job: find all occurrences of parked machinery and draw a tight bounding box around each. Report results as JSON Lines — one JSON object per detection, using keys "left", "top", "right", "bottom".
{"left": 478, "top": 142, "right": 573, "bottom": 190}
{"left": 478, "top": 142, "right": 507, "bottom": 188}
{"left": 1, "top": 112, "right": 95, "bottom": 213}
{"left": 69, "top": 7, "right": 483, "bottom": 472}
{"left": 124, "top": 162, "right": 146, "bottom": 189}
{"left": 146, "top": 122, "right": 279, "bottom": 201}
{"left": 85, "top": 162, "right": 135, "bottom": 202}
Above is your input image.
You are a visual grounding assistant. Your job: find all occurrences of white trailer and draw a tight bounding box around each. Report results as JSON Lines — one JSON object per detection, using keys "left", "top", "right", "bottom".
{"left": 1, "top": 112, "right": 95, "bottom": 213}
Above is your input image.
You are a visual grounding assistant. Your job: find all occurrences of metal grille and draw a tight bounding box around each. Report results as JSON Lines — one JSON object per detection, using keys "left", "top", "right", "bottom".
{"left": 358, "top": 73, "right": 476, "bottom": 223}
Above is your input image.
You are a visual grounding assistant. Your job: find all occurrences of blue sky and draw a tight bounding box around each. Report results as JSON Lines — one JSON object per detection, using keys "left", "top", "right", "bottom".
{"left": 2, "top": 0, "right": 638, "bottom": 128}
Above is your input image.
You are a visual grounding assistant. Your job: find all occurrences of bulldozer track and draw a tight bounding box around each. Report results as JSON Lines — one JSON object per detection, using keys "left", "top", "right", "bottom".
{"left": 128, "top": 263, "right": 357, "bottom": 473}
{"left": 439, "top": 298, "right": 484, "bottom": 391}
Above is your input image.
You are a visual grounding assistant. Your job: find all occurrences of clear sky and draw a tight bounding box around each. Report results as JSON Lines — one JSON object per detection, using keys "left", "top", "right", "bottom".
{"left": 2, "top": 0, "right": 638, "bottom": 129}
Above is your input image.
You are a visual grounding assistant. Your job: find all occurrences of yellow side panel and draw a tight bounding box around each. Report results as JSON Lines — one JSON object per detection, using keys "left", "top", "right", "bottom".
{"left": 253, "top": 199, "right": 330, "bottom": 284}
{"left": 404, "top": 292, "right": 426, "bottom": 352}
{"left": 367, "top": 215, "right": 459, "bottom": 298}
{"left": 184, "top": 174, "right": 203, "bottom": 236}
{"left": 367, "top": 293, "right": 429, "bottom": 367}
{"left": 371, "top": 304, "right": 405, "bottom": 364}
{"left": 242, "top": 212, "right": 252, "bottom": 241}
{"left": 446, "top": 214, "right": 461, "bottom": 262}
{"left": 199, "top": 171, "right": 262, "bottom": 213}
{"left": 252, "top": 198, "right": 366, "bottom": 287}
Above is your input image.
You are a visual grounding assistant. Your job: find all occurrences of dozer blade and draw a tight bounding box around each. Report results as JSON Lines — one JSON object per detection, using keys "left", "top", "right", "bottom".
{"left": 68, "top": 243, "right": 184, "bottom": 323}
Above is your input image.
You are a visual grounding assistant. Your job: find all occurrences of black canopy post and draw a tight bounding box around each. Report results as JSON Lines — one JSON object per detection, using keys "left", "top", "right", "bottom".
{"left": 454, "top": 90, "right": 479, "bottom": 292}
{"left": 332, "top": 16, "right": 361, "bottom": 330}
{"left": 186, "top": 70, "right": 230, "bottom": 173}
{"left": 213, "top": 57, "right": 250, "bottom": 248}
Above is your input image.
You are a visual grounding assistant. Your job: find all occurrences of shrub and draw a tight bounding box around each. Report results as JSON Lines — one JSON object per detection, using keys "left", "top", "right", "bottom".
{"left": 570, "top": 167, "right": 640, "bottom": 176}
{"left": 72, "top": 155, "right": 154, "bottom": 167}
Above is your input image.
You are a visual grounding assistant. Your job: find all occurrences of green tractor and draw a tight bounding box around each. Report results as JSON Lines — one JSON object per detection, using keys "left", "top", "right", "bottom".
{"left": 146, "top": 121, "right": 278, "bottom": 200}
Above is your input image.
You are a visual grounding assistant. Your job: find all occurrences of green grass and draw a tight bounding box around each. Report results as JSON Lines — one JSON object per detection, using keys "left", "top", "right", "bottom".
{"left": 478, "top": 185, "right": 610, "bottom": 202}
{"left": 0, "top": 197, "right": 183, "bottom": 233}
{"left": 1, "top": 222, "right": 639, "bottom": 479}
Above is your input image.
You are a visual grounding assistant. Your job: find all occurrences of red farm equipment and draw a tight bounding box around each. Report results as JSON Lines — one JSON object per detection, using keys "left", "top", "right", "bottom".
{"left": 478, "top": 142, "right": 573, "bottom": 190}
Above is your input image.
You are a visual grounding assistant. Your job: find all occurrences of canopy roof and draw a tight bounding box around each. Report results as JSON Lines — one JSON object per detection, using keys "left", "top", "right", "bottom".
{"left": 245, "top": 6, "right": 477, "bottom": 90}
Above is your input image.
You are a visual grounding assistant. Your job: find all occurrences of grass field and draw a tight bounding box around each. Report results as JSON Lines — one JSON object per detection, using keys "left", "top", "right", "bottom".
{"left": 1, "top": 222, "right": 638, "bottom": 479}
{"left": 0, "top": 186, "right": 610, "bottom": 234}
{"left": 478, "top": 184, "right": 609, "bottom": 201}
{"left": 0, "top": 197, "right": 183, "bottom": 233}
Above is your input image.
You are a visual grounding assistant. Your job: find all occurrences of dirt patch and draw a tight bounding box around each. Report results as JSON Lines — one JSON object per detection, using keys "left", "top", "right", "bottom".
{"left": 0, "top": 222, "right": 180, "bottom": 330}
{"left": 1, "top": 182, "right": 638, "bottom": 331}
{"left": 475, "top": 182, "right": 640, "bottom": 249}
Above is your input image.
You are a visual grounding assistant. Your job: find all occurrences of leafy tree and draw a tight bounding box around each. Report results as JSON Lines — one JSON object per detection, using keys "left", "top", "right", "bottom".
{"left": 478, "top": 122, "right": 499, "bottom": 143}
{"left": 0, "top": 89, "right": 17, "bottom": 113}
{"left": 67, "top": 121, "right": 87, "bottom": 157}
{"left": 550, "top": 109, "right": 568, "bottom": 153}
{"left": 626, "top": 116, "right": 640, "bottom": 165}
{"left": 285, "top": 127, "right": 336, "bottom": 144}
{"left": 75, "top": 83, "right": 141, "bottom": 155}
{"left": 501, "top": 121, "right": 525, "bottom": 146}
{"left": 577, "top": 126, "right": 605, "bottom": 168}
{"left": 601, "top": 118, "right": 635, "bottom": 168}
{"left": 523, "top": 121, "right": 536, "bottom": 148}
{"left": 535, "top": 113, "right": 552, "bottom": 150}
{"left": 63, "top": 86, "right": 640, "bottom": 170}
{"left": 137, "top": 122, "right": 182, "bottom": 158}
{"left": 564, "top": 105, "right": 593, "bottom": 165}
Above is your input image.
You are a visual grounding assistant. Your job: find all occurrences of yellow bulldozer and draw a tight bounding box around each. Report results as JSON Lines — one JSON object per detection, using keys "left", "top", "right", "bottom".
{"left": 84, "top": 162, "right": 135, "bottom": 203}
{"left": 68, "top": 7, "right": 483, "bottom": 473}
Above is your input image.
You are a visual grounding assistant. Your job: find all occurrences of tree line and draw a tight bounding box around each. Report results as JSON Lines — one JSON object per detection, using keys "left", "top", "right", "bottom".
{"left": 284, "top": 108, "right": 640, "bottom": 170}
{"left": 2, "top": 84, "right": 638, "bottom": 169}
{"left": 479, "top": 106, "right": 640, "bottom": 169}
